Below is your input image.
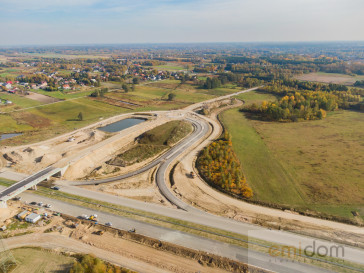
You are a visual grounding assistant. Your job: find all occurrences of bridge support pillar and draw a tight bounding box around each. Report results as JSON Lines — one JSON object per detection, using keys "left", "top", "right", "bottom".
{"left": 60, "top": 166, "right": 69, "bottom": 177}
{"left": 0, "top": 200, "right": 7, "bottom": 208}
{"left": 32, "top": 185, "right": 37, "bottom": 190}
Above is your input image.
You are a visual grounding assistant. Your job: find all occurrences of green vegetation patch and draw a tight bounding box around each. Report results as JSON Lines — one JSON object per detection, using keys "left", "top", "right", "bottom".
{"left": 71, "top": 254, "right": 134, "bottom": 273}
{"left": 0, "top": 93, "right": 43, "bottom": 112}
{"left": 1, "top": 98, "right": 129, "bottom": 145}
{"left": 153, "top": 63, "right": 186, "bottom": 71}
{"left": 107, "top": 82, "right": 237, "bottom": 105}
{"left": 197, "top": 132, "right": 253, "bottom": 198}
{"left": 11, "top": 247, "right": 75, "bottom": 273}
{"left": 140, "top": 120, "right": 192, "bottom": 146}
{"left": 31, "top": 89, "right": 94, "bottom": 100}
{"left": 0, "top": 114, "right": 34, "bottom": 133}
{"left": 221, "top": 91, "right": 364, "bottom": 222}
{"left": 109, "top": 144, "right": 167, "bottom": 166}
{"left": 109, "top": 120, "right": 192, "bottom": 166}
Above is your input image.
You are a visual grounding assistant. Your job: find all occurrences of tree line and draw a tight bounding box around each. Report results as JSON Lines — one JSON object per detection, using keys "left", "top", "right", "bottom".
{"left": 70, "top": 254, "right": 132, "bottom": 273}
{"left": 197, "top": 132, "right": 253, "bottom": 198}
{"left": 242, "top": 88, "right": 362, "bottom": 122}
{"left": 200, "top": 73, "right": 263, "bottom": 89}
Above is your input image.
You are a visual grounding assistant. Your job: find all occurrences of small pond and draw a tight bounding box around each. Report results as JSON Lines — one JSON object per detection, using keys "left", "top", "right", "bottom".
{"left": 119, "top": 100, "right": 139, "bottom": 106}
{"left": 0, "top": 133, "right": 22, "bottom": 141}
{"left": 98, "top": 118, "right": 146, "bottom": 133}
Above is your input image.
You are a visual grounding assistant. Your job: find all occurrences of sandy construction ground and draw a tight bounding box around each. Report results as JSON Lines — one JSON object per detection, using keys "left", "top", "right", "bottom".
{"left": 83, "top": 168, "right": 172, "bottom": 206}
{"left": 5, "top": 233, "right": 229, "bottom": 273}
{"left": 1, "top": 128, "right": 108, "bottom": 174}
{"left": 0, "top": 202, "right": 233, "bottom": 273}
{"left": 0, "top": 113, "right": 172, "bottom": 180}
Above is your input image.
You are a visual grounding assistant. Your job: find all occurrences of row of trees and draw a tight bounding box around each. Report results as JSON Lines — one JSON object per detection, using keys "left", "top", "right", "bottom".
{"left": 200, "top": 74, "right": 263, "bottom": 90}
{"left": 201, "top": 77, "right": 222, "bottom": 89}
{"left": 70, "top": 254, "right": 131, "bottom": 273}
{"left": 354, "top": 80, "right": 364, "bottom": 87}
{"left": 262, "top": 80, "right": 363, "bottom": 109}
{"left": 265, "top": 79, "right": 349, "bottom": 93}
{"left": 242, "top": 95, "right": 328, "bottom": 122}
{"left": 197, "top": 132, "right": 253, "bottom": 198}
{"left": 242, "top": 87, "right": 362, "bottom": 121}
{"left": 90, "top": 88, "right": 109, "bottom": 97}
{"left": 215, "top": 54, "right": 364, "bottom": 76}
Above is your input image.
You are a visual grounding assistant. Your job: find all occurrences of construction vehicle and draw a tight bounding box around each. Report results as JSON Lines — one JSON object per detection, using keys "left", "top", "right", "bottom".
{"left": 95, "top": 230, "right": 104, "bottom": 235}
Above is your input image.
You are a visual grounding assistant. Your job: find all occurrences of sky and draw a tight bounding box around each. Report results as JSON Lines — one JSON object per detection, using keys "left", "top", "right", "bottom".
{"left": 1, "top": 0, "right": 363, "bottom": 46}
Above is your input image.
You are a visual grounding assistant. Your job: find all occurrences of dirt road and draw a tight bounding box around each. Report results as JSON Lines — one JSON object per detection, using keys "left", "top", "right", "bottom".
{"left": 3, "top": 233, "right": 228, "bottom": 273}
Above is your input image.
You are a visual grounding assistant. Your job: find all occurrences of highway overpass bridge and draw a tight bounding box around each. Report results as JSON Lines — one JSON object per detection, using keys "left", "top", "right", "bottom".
{"left": 0, "top": 165, "right": 68, "bottom": 207}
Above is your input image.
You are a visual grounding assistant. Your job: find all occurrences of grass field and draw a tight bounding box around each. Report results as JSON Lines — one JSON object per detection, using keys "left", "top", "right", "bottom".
{"left": 0, "top": 115, "right": 34, "bottom": 133}
{"left": 153, "top": 63, "right": 186, "bottom": 71}
{"left": 295, "top": 72, "right": 364, "bottom": 85}
{"left": 11, "top": 247, "right": 75, "bottom": 273}
{"left": 0, "top": 81, "right": 245, "bottom": 145}
{"left": 0, "top": 68, "right": 21, "bottom": 78}
{"left": 31, "top": 89, "right": 94, "bottom": 100}
{"left": 0, "top": 97, "right": 129, "bottom": 145}
{"left": 0, "top": 93, "right": 43, "bottom": 112}
{"left": 222, "top": 91, "right": 364, "bottom": 221}
{"left": 107, "top": 82, "right": 239, "bottom": 105}
{"left": 110, "top": 120, "right": 192, "bottom": 166}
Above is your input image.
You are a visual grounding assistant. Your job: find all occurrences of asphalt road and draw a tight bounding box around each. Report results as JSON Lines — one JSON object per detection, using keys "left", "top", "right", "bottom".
{"left": 70, "top": 115, "right": 208, "bottom": 187}
{"left": 0, "top": 166, "right": 55, "bottom": 200}
{"left": 3, "top": 186, "right": 333, "bottom": 273}
{"left": 154, "top": 116, "right": 210, "bottom": 210}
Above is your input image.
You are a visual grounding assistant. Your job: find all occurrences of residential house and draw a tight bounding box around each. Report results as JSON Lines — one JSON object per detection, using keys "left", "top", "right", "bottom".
{"left": 38, "top": 81, "right": 48, "bottom": 89}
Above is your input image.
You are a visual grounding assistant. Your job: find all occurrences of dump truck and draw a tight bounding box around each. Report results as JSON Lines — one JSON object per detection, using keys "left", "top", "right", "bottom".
{"left": 95, "top": 230, "right": 104, "bottom": 235}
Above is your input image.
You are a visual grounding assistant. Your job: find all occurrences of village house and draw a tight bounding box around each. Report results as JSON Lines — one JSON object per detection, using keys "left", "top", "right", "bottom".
{"left": 38, "top": 81, "right": 48, "bottom": 89}
{"left": 3, "top": 83, "right": 12, "bottom": 90}
{"left": 63, "top": 84, "right": 71, "bottom": 90}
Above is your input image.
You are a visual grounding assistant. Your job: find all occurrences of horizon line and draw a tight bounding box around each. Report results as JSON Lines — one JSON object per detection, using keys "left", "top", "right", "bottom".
{"left": 1, "top": 40, "right": 364, "bottom": 48}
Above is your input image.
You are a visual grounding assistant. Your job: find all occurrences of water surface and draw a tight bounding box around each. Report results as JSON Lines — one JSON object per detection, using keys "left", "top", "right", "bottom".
{"left": 98, "top": 118, "right": 145, "bottom": 133}
{"left": 0, "top": 133, "right": 22, "bottom": 141}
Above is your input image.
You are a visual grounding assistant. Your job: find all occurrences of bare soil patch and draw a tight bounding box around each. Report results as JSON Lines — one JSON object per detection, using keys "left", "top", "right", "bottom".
{"left": 84, "top": 170, "right": 171, "bottom": 206}
{"left": 295, "top": 72, "right": 359, "bottom": 85}
{"left": 1, "top": 202, "right": 254, "bottom": 273}
{"left": 11, "top": 111, "right": 52, "bottom": 128}
{"left": 90, "top": 96, "right": 139, "bottom": 109}
{"left": 11, "top": 247, "right": 75, "bottom": 273}
{"left": 147, "top": 82, "right": 180, "bottom": 89}
{"left": 26, "top": 92, "right": 61, "bottom": 103}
